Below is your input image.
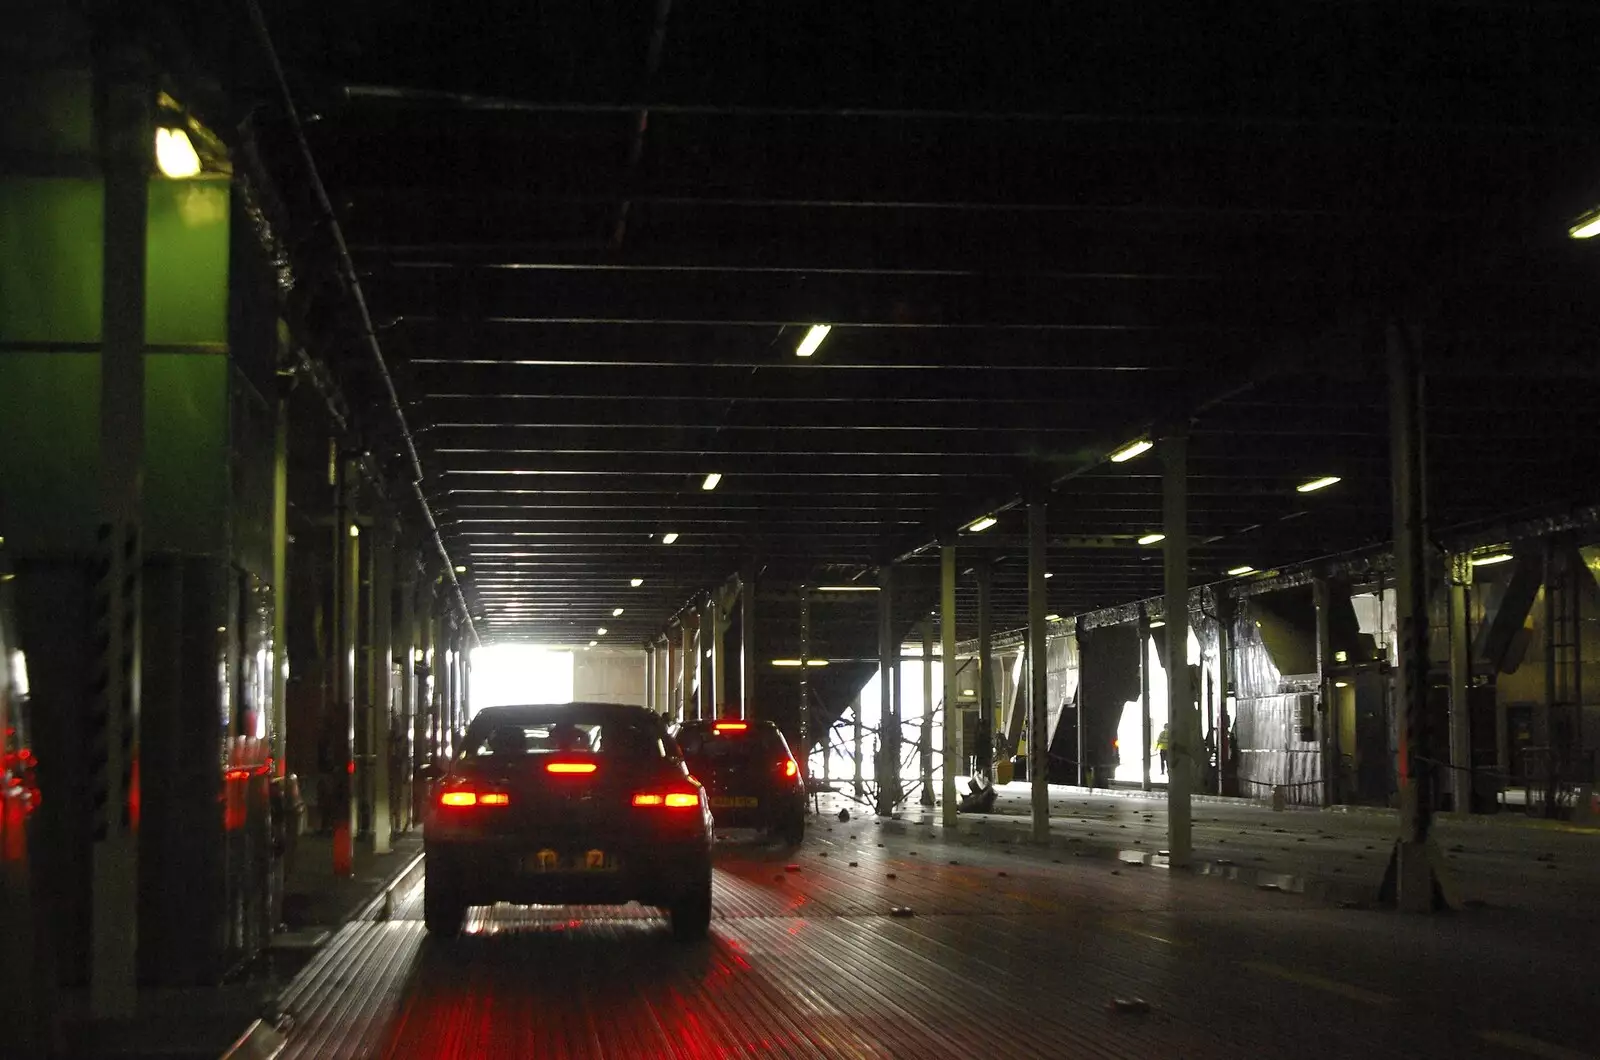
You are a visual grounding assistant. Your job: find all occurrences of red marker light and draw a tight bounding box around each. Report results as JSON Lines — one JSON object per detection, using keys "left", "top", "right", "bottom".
{"left": 664, "top": 792, "right": 700, "bottom": 808}
{"left": 546, "top": 761, "right": 598, "bottom": 775}
{"left": 632, "top": 793, "right": 664, "bottom": 807}
{"left": 714, "top": 722, "right": 748, "bottom": 732}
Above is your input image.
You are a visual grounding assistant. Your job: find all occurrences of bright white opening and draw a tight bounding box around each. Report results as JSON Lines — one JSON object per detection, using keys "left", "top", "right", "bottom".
{"left": 468, "top": 645, "right": 574, "bottom": 720}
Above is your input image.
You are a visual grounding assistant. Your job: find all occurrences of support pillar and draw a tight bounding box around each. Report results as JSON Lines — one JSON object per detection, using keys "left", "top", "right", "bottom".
{"left": 1139, "top": 605, "right": 1153, "bottom": 792}
{"left": 1381, "top": 321, "right": 1450, "bottom": 911}
{"left": 1217, "top": 594, "right": 1234, "bottom": 796}
{"left": 1028, "top": 496, "right": 1050, "bottom": 842}
{"left": 853, "top": 681, "right": 864, "bottom": 802}
{"left": 1163, "top": 433, "right": 1193, "bottom": 868}
{"left": 91, "top": 36, "right": 151, "bottom": 1019}
{"left": 370, "top": 524, "right": 394, "bottom": 855}
{"left": 1313, "top": 578, "right": 1336, "bottom": 807}
{"left": 332, "top": 468, "right": 359, "bottom": 877}
{"left": 398, "top": 560, "right": 416, "bottom": 830}
{"left": 681, "top": 615, "right": 693, "bottom": 721}
{"left": 710, "top": 593, "right": 726, "bottom": 717}
{"left": 741, "top": 563, "right": 757, "bottom": 721}
{"left": 941, "top": 541, "right": 959, "bottom": 826}
{"left": 799, "top": 585, "right": 811, "bottom": 776}
{"left": 920, "top": 616, "right": 934, "bottom": 807}
{"left": 976, "top": 561, "right": 995, "bottom": 783}
{"left": 876, "top": 565, "right": 899, "bottom": 815}
{"left": 1448, "top": 556, "right": 1473, "bottom": 814}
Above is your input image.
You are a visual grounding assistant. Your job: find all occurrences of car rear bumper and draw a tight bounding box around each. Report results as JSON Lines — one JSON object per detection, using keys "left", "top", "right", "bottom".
{"left": 426, "top": 836, "right": 710, "bottom": 908}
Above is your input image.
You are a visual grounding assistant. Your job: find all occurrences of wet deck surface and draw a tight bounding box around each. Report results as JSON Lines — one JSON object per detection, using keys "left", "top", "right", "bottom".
{"left": 272, "top": 807, "right": 1600, "bottom": 1060}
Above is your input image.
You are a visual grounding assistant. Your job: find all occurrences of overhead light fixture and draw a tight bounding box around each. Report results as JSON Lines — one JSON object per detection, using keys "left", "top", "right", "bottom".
{"left": 1569, "top": 207, "right": 1600, "bottom": 240}
{"left": 1296, "top": 476, "right": 1342, "bottom": 494}
{"left": 966, "top": 515, "right": 997, "bottom": 533}
{"left": 1148, "top": 619, "right": 1166, "bottom": 629}
{"left": 960, "top": 689, "right": 976, "bottom": 698}
{"left": 1227, "top": 565, "right": 1256, "bottom": 576}
{"left": 1045, "top": 614, "right": 1061, "bottom": 622}
{"left": 771, "top": 658, "right": 830, "bottom": 667}
{"left": 1471, "top": 552, "right": 1513, "bottom": 567}
{"left": 1334, "top": 650, "right": 1348, "bottom": 663}
{"left": 348, "top": 524, "right": 360, "bottom": 538}
{"left": 1109, "top": 438, "right": 1153, "bottom": 463}
{"left": 596, "top": 627, "right": 608, "bottom": 636}
{"left": 612, "top": 608, "right": 624, "bottom": 617}
{"left": 1044, "top": 572, "right": 1053, "bottom": 579}
{"left": 155, "top": 127, "right": 201, "bottom": 179}
{"left": 701, "top": 472, "right": 722, "bottom": 491}
{"left": 588, "top": 640, "right": 597, "bottom": 648}
{"left": 817, "top": 584, "right": 880, "bottom": 592}
{"left": 454, "top": 565, "right": 467, "bottom": 573}
{"left": 631, "top": 577, "right": 644, "bottom": 587}
{"left": 1334, "top": 680, "right": 1350, "bottom": 689}
{"left": 661, "top": 532, "right": 679, "bottom": 545}
{"left": 795, "top": 323, "right": 832, "bottom": 358}
{"left": 1137, "top": 533, "right": 1165, "bottom": 546}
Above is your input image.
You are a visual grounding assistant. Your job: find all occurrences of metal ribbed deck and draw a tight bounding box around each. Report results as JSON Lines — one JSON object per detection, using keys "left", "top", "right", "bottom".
{"left": 269, "top": 813, "right": 1600, "bottom": 1060}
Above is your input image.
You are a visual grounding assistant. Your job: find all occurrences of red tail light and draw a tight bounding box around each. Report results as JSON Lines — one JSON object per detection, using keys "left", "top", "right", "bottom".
{"left": 714, "top": 722, "right": 748, "bottom": 732}
{"left": 633, "top": 789, "right": 701, "bottom": 809}
{"left": 782, "top": 759, "right": 798, "bottom": 778}
{"left": 546, "top": 761, "right": 598, "bottom": 775}
{"left": 439, "top": 787, "right": 510, "bottom": 808}
{"left": 440, "top": 791, "right": 478, "bottom": 807}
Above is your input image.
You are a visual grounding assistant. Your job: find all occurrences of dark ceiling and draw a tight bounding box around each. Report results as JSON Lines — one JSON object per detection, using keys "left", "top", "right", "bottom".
{"left": 200, "top": 0, "right": 1600, "bottom": 647}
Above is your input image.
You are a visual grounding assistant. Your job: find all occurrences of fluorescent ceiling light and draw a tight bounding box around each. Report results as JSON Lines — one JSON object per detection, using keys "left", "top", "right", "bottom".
{"left": 1109, "top": 439, "right": 1153, "bottom": 463}
{"left": 966, "top": 515, "right": 997, "bottom": 533}
{"left": 771, "top": 658, "right": 829, "bottom": 667}
{"left": 661, "top": 532, "right": 679, "bottom": 544}
{"left": 454, "top": 565, "right": 467, "bottom": 573}
{"left": 960, "top": 689, "right": 976, "bottom": 697}
{"left": 1045, "top": 614, "right": 1061, "bottom": 622}
{"left": 1296, "top": 475, "right": 1342, "bottom": 494}
{"left": 631, "top": 577, "right": 644, "bottom": 587}
{"left": 588, "top": 641, "right": 597, "bottom": 648}
{"left": 817, "top": 584, "right": 880, "bottom": 592}
{"left": 1569, "top": 208, "right": 1600, "bottom": 240}
{"left": 1148, "top": 619, "right": 1166, "bottom": 629}
{"left": 155, "top": 127, "right": 201, "bottom": 178}
{"left": 1137, "top": 533, "right": 1165, "bottom": 545}
{"left": 1471, "top": 552, "right": 1513, "bottom": 567}
{"left": 612, "top": 608, "right": 624, "bottom": 617}
{"left": 1227, "top": 565, "right": 1256, "bottom": 576}
{"left": 701, "top": 472, "right": 722, "bottom": 491}
{"left": 596, "top": 627, "right": 608, "bottom": 636}
{"left": 1334, "top": 680, "right": 1350, "bottom": 688}
{"left": 795, "top": 323, "right": 832, "bottom": 357}
{"left": 348, "top": 524, "right": 360, "bottom": 538}
{"left": 1044, "top": 572, "right": 1053, "bottom": 579}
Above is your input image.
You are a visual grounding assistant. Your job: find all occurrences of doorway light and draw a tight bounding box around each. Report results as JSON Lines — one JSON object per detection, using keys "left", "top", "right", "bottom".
{"left": 795, "top": 324, "right": 832, "bottom": 357}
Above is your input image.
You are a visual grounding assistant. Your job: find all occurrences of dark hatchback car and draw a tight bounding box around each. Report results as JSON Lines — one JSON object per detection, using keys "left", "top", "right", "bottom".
{"left": 673, "top": 719, "right": 807, "bottom": 845}
{"left": 424, "top": 703, "right": 714, "bottom": 940}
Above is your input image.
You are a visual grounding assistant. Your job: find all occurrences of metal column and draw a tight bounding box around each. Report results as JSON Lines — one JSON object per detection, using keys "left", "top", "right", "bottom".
{"left": 710, "top": 593, "right": 726, "bottom": 718}
{"left": 271, "top": 384, "right": 289, "bottom": 780}
{"left": 91, "top": 37, "right": 151, "bottom": 1019}
{"left": 1447, "top": 556, "right": 1473, "bottom": 814}
{"left": 333, "top": 471, "right": 359, "bottom": 877}
{"left": 741, "top": 563, "right": 757, "bottom": 721}
{"left": 853, "top": 680, "right": 864, "bottom": 802}
{"left": 1216, "top": 594, "right": 1233, "bottom": 796}
{"left": 876, "top": 565, "right": 898, "bottom": 815}
{"left": 681, "top": 616, "right": 694, "bottom": 721}
{"left": 644, "top": 645, "right": 654, "bottom": 713}
{"left": 920, "top": 617, "right": 934, "bottom": 807}
{"left": 398, "top": 559, "right": 416, "bottom": 831}
{"left": 370, "top": 524, "right": 394, "bottom": 855}
{"left": 1313, "top": 578, "right": 1335, "bottom": 806}
{"left": 1028, "top": 497, "right": 1050, "bottom": 842}
{"left": 1383, "top": 321, "right": 1446, "bottom": 911}
{"left": 977, "top": 561, "right": 995, "bottom": 783}
{"left": 1139, "top": 605, "right": 1152, "bottom": 792}
{"left": 941, "top": 542, "right": 959, "bottom": 826}
{"left": 1163, "top": 434, "right": 1193, "bottom": 868}
{"left": 799, "top": 586, "right": 811, "bottom": 776}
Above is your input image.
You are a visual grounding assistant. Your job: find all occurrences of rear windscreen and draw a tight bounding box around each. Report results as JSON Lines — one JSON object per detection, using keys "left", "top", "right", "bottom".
{"left": 677, "top": 726, "right": 785, "bottom": 760}
{"left": 461, "top": 718, "right": 665, "bottom": 761}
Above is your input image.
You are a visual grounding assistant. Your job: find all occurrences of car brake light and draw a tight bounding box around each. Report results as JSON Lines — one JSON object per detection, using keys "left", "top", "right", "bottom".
{"left": 440, "top": 791, "right": 477, "bottom": 807}
{"left": 633, "top": 790, "right": 700, "bottom": 809}
{"left": 714, "top": 722, "right": 748, "bottom": 732}
{"left": 546, "top": 761, "right": 598, "bottom": 775}
{"left": 479, "top": 793, "right": 510, "bottom": 806}
{"left": 782, "top": 759, "right": 798, "bottom": 778}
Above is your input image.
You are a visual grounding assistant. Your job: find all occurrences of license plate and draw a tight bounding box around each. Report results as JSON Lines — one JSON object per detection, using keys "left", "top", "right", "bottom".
{"left": 709, "top": 796, "right": 758, "bottom": 809}
{"left": 522, "top": 848, "right": 618, "bottom": 873}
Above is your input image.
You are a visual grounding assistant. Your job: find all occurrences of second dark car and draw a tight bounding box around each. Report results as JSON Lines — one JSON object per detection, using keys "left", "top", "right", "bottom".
{"left": 673, "top": 719, "right": 807, "bottom": 846}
